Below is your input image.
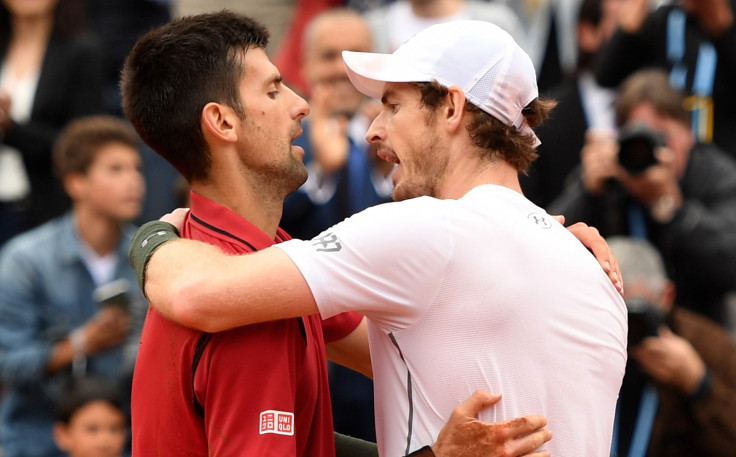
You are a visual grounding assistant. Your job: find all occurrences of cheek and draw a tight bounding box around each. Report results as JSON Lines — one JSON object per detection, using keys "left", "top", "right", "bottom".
{"left": 109, "top": 430, "right": 127, "bottom": 448}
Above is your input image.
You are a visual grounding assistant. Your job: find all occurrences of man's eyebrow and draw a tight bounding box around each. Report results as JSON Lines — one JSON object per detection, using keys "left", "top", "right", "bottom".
{"left": 267, "top": 74, "right": 283, "bottom": 86}
{"left": 381, "top": 89, "right": 396, "bottom": 104}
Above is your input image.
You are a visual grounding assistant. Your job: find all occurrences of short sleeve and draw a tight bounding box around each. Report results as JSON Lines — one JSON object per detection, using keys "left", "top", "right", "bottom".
{"left": 276, "top": 198, "right": 453, "bottom": 332}
{"left": 322, "top": 312, "right": 363, "bottom": 343}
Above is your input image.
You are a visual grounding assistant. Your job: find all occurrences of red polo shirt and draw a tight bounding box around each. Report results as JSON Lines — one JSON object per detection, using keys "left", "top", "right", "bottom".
{"left": 131, "top": 191, "right": 362, "bottom": 456}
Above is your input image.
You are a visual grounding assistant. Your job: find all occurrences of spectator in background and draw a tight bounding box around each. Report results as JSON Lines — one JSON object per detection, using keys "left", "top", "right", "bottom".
{"left": 81, "top": 0, "right": 171, "bottom": 117}
{"left": 0, "top": 115, "right": 147, "bottom": 457}
{"left": 133, "top": 19, "right": 625, "bottom": 457}
{"left": 280, "top": 7, "right": 393, "bottom": 441}
{"left": 272, "top": 0, "right": 344, "bottom": 95}
{"left": 52, "top": 377, "right": 128, "bottom": 457}
{"left": 607, "top": 236, "right": 736, "bottom": 457}
{"left": 120, "top": 12, "right": 554, "bottom": 457}
{"left": 595, "top": 0, "right": 736, "bottom": 156}
{"left": 363, "top": 0, "right": 525, "bottom": 54}
{"left": 549, "top": 69, "right": 736, "bottom": 327}
{"left": 521, "top": 0, "right": 625, "bottom": 208}
{"left": 507, "top": 0, "right": 585, "bottom": 93}
{"left": 0, "top": 0, "right": 106, "bottom": 247}
{"left": 80, "top": 0, "right": 182, "bottom": 226}
{"left": 281, "top": 8, "right": 392, "bottom": 240}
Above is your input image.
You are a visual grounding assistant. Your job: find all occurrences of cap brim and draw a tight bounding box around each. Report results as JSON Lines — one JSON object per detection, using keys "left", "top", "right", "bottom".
{"left": 342, "top": 50, "right": 433, "bottom": 99}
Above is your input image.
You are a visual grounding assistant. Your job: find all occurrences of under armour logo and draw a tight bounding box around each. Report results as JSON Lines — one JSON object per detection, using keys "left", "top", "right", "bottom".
{"left": 312, "top": 232, "right": 342, "bottom": 252}
{"left": 140, "top": 231, "right": 169, "bottom": 248}
{"left": 528, "top": 213, "right": 552, "bottom": 229}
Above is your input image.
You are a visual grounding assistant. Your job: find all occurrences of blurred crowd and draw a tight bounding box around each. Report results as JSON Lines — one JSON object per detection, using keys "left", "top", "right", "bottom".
{"left": 1, "top": 0, "right": 735, "bottom": 456}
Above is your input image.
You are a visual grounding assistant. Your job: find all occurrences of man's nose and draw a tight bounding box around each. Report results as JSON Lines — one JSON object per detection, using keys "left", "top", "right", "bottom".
{"left": 365, "top": 112, "right": 384, "bottom": 144}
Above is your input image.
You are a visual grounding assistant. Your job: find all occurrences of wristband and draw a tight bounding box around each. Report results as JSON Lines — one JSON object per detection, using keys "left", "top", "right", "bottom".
{"left": 650, "top": 194, "right": 680, "bottom": 224}
{"left": 128, "top": 220, "right": 180, "bottom": 294}
{"left": 69, "top": 327, "right": 87, "bottom": 356}
{"left": 690, "top": 368, "right": 713, "bottom": 401}
{"left": 69, "top": 327, "right": 87, "bottom": 377}
{"left": 406, "top": 446, "right": 435, "bottom": 457}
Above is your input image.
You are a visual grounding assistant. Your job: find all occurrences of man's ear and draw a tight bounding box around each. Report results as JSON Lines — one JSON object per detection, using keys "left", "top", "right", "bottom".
{"left": 63, "top": 173, "right": 85, "bottom": 201}
{"left": 444, "top": 86, "right": 467, "bottom": 132}
{"left": 659, "top": 279, "right": 676, "bottom": 313}
{"left": 578, "top": 21, "right": 600, "bottom": 54}
{"left": 201, "top": 102, "right": 239, "bottom": 144}
{"left": 53, "top": 422, "right": 71, "bottom": 452}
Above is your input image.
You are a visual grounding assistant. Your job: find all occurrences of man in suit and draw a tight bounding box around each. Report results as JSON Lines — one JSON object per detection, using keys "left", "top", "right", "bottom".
{"left": 608, "top": 236, "right": 736, "bottom": 457}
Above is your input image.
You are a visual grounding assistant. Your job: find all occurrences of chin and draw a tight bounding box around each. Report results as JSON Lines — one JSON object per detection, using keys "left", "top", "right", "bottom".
{"left": 391, "top": 187, "right": 410, "bottom": 202}
{"left": 116, "top": 206, "right": 142, "bottom": 222}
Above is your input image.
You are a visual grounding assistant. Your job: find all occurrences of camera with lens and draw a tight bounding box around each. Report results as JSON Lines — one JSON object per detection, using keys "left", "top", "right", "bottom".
{"left": 626, "top": 297, "right": 665, "bottom": 348}
{"left": 617, "top": 123, "right": 665, "bottom": 174}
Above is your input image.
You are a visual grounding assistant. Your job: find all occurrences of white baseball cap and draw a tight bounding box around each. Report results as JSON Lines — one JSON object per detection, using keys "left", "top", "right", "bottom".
{"left": 342, "top": 20, "right": 540, "bottom": 145}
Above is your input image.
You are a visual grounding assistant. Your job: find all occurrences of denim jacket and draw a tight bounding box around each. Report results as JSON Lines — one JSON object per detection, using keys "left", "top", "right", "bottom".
{"left": 0, "top": 213, "right": 146, "bottom": 457}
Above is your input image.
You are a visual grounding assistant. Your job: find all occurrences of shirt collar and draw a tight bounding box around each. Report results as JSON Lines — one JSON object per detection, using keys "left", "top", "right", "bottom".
{"left": 57, "top": 212, "right": 137, "bottom": 267}
{"left": 188, "top": 191, "right": 284, "bottom": 250}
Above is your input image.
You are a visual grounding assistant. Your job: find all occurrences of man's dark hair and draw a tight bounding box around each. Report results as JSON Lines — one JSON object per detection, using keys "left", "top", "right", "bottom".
{"left": 120, "top": 11, "right": 269, "bottom": 182}
{"left": 411, "top": 81, "right": 555, "bottom": 173}
{"left": 615, "top": 69, "right": 690, "bottom": 128}
{"left": 53, "top": 115, "right": 139, "bottom": 179}
{"left": 576, "top": 0, "right": 603, "bottom": 71}
{"left": 579, "top": 0, "right": 603, "bottom": 27}
{"left": 56, "top": 376, "right": 124, "bottom": 424}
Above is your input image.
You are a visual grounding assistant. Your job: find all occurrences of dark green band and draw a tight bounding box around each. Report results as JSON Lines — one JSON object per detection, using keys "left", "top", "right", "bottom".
{"left": 334, "top": 432, "right": 378, "bottom": 457}
{"left": 406, "top": 445, "right": 435, "bottom": 457}
{"left": 128, "top": 220, "right": 180, "bottom": 295}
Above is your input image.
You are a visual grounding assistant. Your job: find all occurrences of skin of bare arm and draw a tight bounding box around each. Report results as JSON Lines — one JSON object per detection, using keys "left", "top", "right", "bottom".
{"left": 145, "top": 238, "right": 317, "bottom": 333}
{"left": 144, "top": 213, "right": 555, "bottom": 456}
{"left": 144, "top": 209, "right": 623, "bottom": 332}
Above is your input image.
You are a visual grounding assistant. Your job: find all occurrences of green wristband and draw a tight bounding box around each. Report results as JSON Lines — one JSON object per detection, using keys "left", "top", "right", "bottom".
{"left": 406, "top": 445, "right": 435, "bottom": 457}
{"left": 334, "top": 432, "right": 378, "bottom": 457}
{"left": 128, "top": 220, "right": 180, "bottom": 295}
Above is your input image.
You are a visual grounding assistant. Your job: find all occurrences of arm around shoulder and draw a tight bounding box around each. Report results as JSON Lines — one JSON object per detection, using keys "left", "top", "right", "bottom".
{"left": 142, "top": 236, "right": 319, "bottom": 332}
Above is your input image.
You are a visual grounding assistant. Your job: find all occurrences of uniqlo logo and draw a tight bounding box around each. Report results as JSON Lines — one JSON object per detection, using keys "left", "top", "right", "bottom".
{"left": 259, "top": 410, "right": 294, "bottom": 436}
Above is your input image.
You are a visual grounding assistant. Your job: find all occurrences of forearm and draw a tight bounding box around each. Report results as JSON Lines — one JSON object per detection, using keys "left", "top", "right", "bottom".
{"left": 0, "top": 339, "right": 53, "bottom": 386}
{"left": 144, "top": 238, "right": 248, "bottom": 331}
{"left": 132, "top": 222, "right": 318, "bottom": 332}
{"left": 46, "top": 337, "right": 77, "bottom": 375}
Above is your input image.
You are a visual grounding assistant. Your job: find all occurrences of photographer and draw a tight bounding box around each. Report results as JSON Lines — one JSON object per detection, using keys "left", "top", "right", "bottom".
{"left": 594, "top": 0, "right": 736, "bottom": 155}
{"left": 607, "top": 236, "right": 736, "bottom": 457}
{"left": 549, "top": 68, "right": 736, "bottom": 327}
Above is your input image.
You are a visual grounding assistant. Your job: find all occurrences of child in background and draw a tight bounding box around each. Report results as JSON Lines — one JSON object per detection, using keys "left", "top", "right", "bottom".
{"left": 53, "top": 377, "right": 128, "bottom": 457}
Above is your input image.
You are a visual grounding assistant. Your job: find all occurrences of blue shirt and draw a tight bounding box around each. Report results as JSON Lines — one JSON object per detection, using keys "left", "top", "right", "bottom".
{"left": 0, "top": 213, "right": 146, "bottom": 457}
{"left": 281, "top": 120, "right": 393, "bottom": 240}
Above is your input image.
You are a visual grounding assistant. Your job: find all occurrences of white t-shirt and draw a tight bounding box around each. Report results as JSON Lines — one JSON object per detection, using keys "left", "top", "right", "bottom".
{"left": 0, "top": 60, "right": 36, "bottom": 201}
{"left": 277, "top": 184, "right": 627, "bottom": 457}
